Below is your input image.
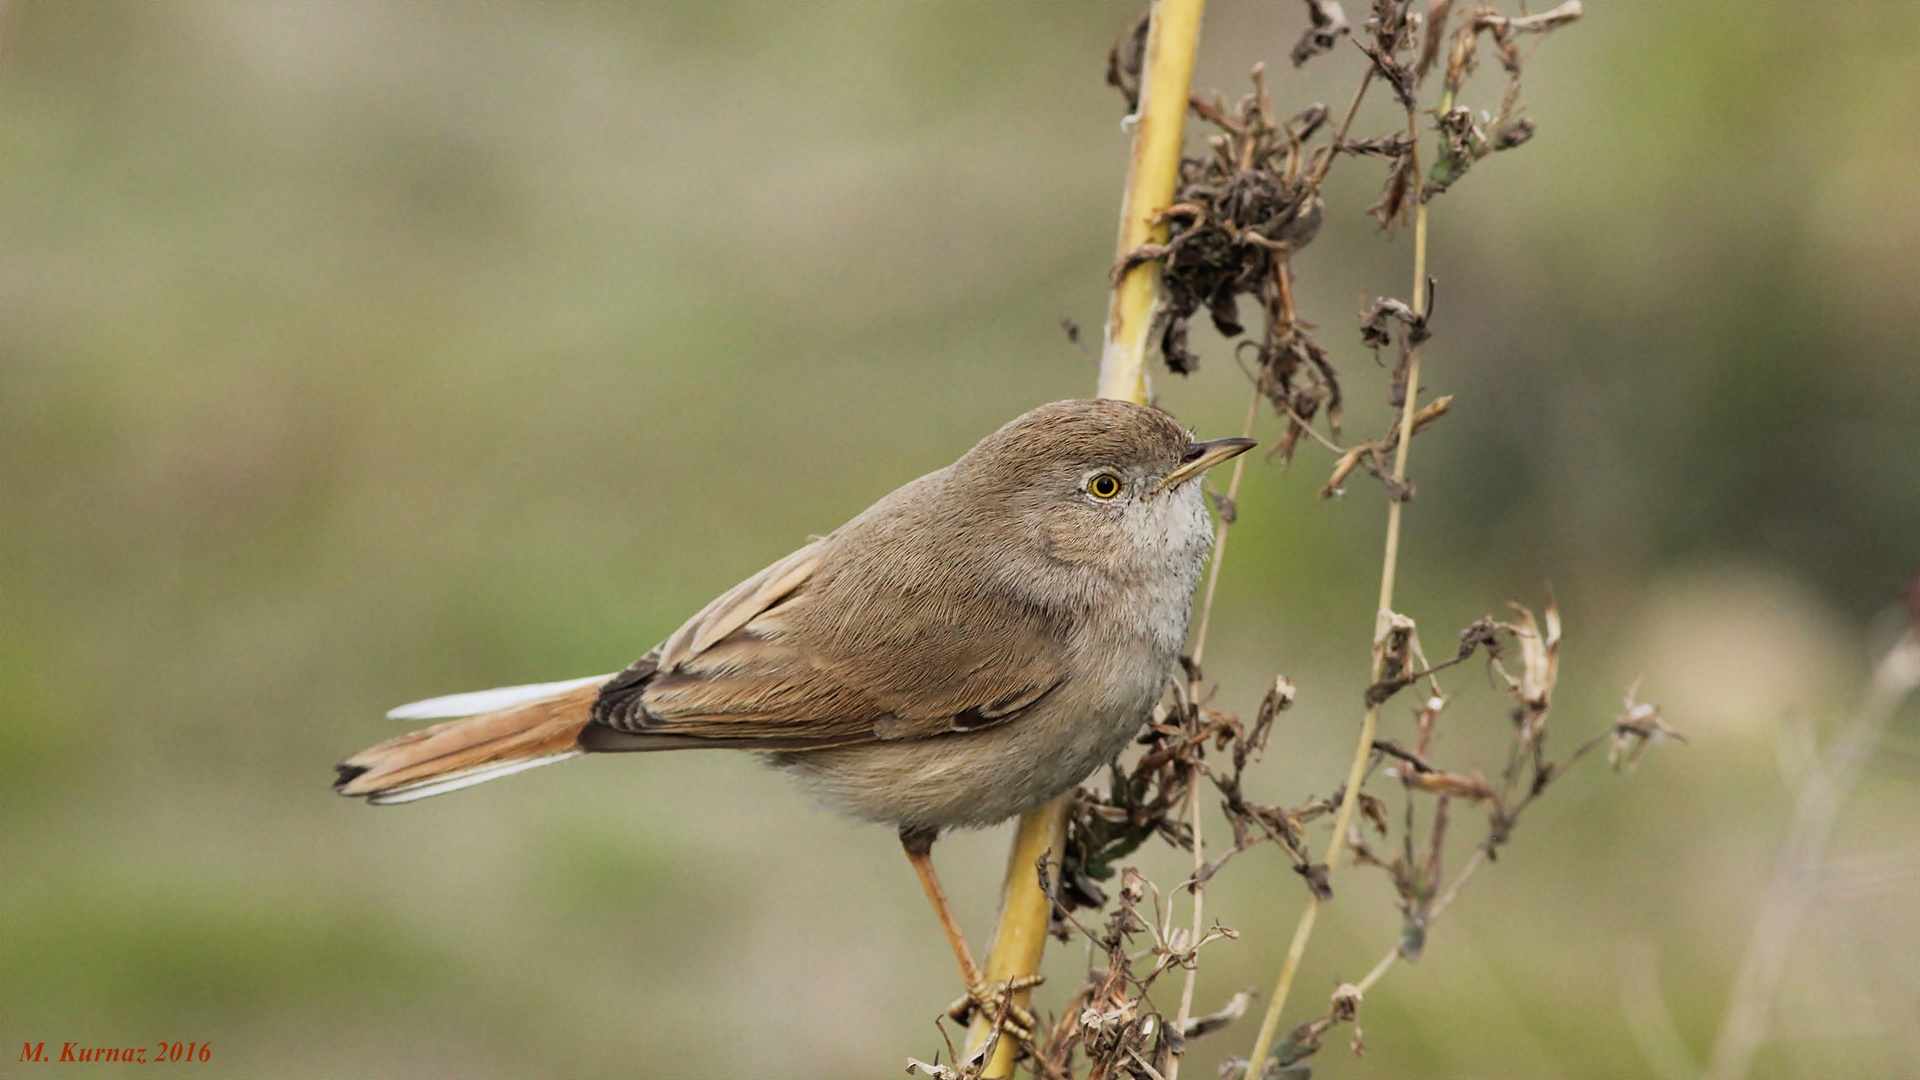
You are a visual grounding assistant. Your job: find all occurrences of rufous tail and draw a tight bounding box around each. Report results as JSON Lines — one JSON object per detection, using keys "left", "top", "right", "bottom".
{"left": 334, "top": 677, "right": 608, "bottom": 805}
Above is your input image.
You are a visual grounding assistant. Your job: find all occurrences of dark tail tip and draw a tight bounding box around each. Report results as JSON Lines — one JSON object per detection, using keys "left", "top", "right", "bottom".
{"left": 333, "top": 762, "right": 369, "bottom": 793}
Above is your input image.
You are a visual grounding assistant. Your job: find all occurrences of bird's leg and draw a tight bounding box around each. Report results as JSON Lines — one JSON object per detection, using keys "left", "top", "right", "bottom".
{"left": 902, "top": 827, "right": 986, "bottom": 989}
{"left": 899, "top": 827, "right": 1038, "bottom": 1042}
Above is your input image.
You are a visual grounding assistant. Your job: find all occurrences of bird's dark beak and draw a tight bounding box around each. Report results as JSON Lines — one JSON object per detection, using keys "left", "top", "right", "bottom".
{"left": 1156, "top": 437, "right": 1257, "bottom": 493}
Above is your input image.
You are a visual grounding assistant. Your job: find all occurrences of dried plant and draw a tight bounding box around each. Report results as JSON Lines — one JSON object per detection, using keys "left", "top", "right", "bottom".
{"left": 1703, "top": 590, "right": 1920, "bottom": 1080}
{"left": 913, "top": 3, "right": 1678, "bottom": 1078}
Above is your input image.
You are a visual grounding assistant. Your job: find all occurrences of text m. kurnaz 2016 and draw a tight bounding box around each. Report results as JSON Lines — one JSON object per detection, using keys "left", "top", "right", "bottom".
{"left": 18, "top": 1041, "right": 212, "bottom": 1064}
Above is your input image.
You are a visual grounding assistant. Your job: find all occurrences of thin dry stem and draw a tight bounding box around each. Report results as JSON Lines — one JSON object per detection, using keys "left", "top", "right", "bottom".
{"left": 1164, "top": 385, "right": 1258, "bottom": 1080}
{"left": 1188, "top": 387, "right": 1261, "bottom": 669}
{"left": 1705, "top": 627, "right": 1920, "bottom": 1080}
{"left": 1354, "top": 845, "right": 1487, "bottom": 994}
{"left": 1307, "top": 63, "right": 1378, "bottom": 190}
{"left": 1164, "top": 779, "right": 1206, "bottom": 1080}
{"left": 1243, "top": 88, "right": 1437, "bottom": 1073}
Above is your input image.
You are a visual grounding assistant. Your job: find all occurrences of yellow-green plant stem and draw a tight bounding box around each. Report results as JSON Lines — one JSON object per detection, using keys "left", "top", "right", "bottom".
{"left": 1242, "top": 99, "right": 1439, "bottom": 1074}
{"left": 966, "top": 2, "right": 1206, "bottom": 1074}
{"left": 1099, "top": 0, "right": 1207, "bottom": 403}
{"left": 965, "top": 799, "right": 1069, "bottom": 1074}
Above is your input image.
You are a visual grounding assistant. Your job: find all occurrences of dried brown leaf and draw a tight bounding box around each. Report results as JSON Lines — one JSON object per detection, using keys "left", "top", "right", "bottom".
{"left": 1291, "top": 0, "right": 1351, "bottom": 67}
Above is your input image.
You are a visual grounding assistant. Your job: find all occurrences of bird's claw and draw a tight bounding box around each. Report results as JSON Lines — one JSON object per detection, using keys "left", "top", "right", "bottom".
{"left": 945, "top": 974, "right": 1044, "bottom": 1043}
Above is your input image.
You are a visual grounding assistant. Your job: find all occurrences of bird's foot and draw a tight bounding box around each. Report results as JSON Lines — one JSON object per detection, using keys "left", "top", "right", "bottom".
{"left": 945, "top": 974, "right": 1044, "bottom": 1043}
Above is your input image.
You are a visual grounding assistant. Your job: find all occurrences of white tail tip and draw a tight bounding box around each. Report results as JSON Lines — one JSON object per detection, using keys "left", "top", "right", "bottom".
{"left": 385, "top": 675, "right": 611, "bottom": 721}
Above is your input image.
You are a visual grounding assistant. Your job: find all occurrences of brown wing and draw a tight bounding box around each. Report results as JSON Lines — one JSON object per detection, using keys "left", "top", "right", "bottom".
{"left": 585, "top": 537, "right": 1067, "bottom": 751}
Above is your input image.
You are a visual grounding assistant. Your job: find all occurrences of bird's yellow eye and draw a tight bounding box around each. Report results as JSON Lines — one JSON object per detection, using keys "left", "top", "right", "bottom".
{"left": 1087, "top": 473, "right": 1122, "bottom": 500}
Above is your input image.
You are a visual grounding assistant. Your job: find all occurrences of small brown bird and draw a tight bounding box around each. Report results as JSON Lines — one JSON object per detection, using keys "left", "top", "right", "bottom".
{"left": 335, "top": 397, "right": 1252, "bottom": 1014}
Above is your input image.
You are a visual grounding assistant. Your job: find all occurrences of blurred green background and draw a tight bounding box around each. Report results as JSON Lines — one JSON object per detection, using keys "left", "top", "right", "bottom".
{"left": 4, "top": 3, "right": 1917, "bottom": 1077}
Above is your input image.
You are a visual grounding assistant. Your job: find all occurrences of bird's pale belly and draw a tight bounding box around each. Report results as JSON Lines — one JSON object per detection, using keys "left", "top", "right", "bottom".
{"left": 771, "top": 641, "right": 1174, "bottom": 832}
